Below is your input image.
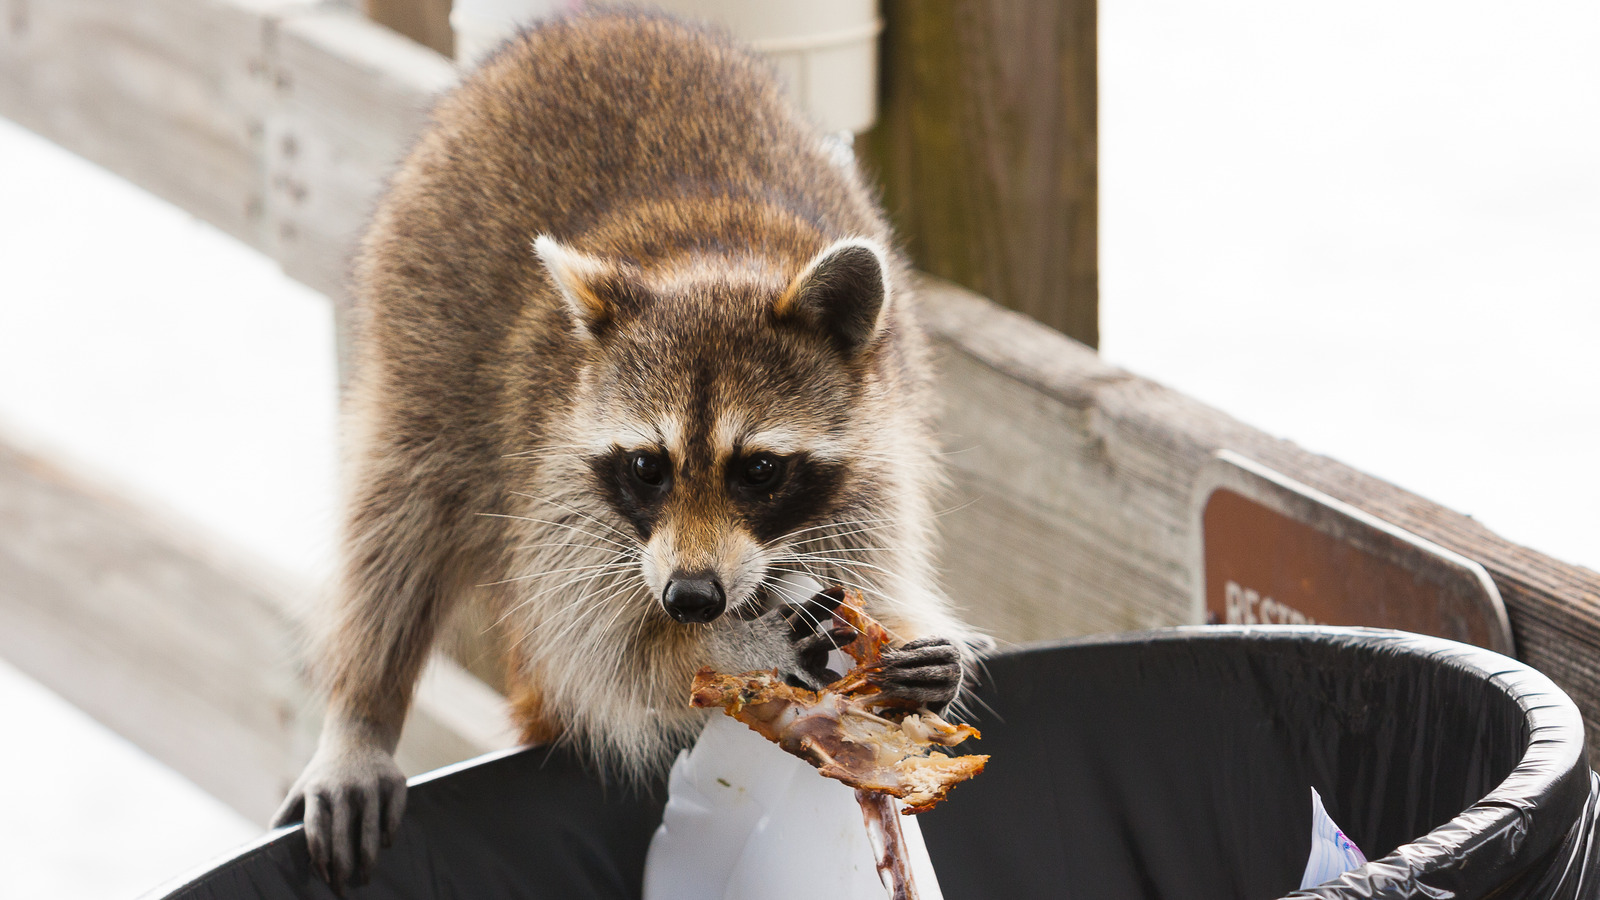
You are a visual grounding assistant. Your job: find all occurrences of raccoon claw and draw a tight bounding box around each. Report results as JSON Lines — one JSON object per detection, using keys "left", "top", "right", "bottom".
{"left": 791, "top": 627, "right": 856, "bottom": 685}
{"left": 272, "top": 738, "right": 406, "bottom": 894}
{"left": 875, "top": 636, "right": 965, "bottom": 712}
{"left": 781, "top": 587, "right": 850, "bottom": 687}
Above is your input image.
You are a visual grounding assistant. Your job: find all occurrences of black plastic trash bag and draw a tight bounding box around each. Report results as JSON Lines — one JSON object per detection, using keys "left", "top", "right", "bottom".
{"left": 144, "top": 746, "right": 667, "bottom": 900}
{"left": 920, "top": 628, "right": 1599, "bottom": 900}
{"left": 145, "top": 627, "right": 1600, "bottom": 900}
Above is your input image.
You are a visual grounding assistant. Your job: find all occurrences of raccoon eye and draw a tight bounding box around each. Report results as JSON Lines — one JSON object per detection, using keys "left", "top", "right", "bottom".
{"left": 740, "top": 453, "right": 783, "bottom": 490}
{"left": 630, "top": 451, "right": 667, "bottom": 487}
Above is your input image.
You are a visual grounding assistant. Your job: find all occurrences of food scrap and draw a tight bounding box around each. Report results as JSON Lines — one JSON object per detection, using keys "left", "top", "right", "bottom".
{"left": 689, "top": 589, "right": 987, "bottom": 814}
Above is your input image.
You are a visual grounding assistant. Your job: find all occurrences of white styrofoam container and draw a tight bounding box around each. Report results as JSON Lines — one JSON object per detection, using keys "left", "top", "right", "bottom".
{"left": 643, "top": 714, "right": 944, "bottom": 900}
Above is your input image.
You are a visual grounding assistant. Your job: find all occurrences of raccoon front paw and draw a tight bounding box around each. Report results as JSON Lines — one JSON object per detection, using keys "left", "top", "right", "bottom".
{"left": 875, "top": 636, "right": 965, "bottom": 712}
{"left": 271, "top": 739, "right": 406, "bottom": 894}
{"left": 780, "top": 586, "right": 853, "bottom": 688}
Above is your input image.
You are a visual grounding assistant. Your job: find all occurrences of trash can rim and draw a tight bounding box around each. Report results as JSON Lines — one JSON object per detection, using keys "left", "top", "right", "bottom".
{"left": 138, "top": 744, "right": 543, "bottom": 899}
{"left": 138, "top": 824, "right": 299, "bottom": 900}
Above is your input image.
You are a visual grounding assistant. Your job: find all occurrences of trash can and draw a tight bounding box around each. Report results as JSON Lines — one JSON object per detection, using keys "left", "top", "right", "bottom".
{"left": 144, "top": 627, "right": 1600, "bottom": 900}
{"left": 919, "top": 627, "right": 1599, "bottom": 900}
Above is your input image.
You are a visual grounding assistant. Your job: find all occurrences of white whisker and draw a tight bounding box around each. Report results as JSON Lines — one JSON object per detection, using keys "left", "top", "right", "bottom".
{"left": 483, "top": 512, "right": 639, "bottom": 553}
{"left": 766, "top": 564, "right": 896, "bottom": 640}
{"left": 479, "top": 556, "right": 637, "bottom": 588}
{"left": 773, "top": 552, "right": 901, "bottom": 582}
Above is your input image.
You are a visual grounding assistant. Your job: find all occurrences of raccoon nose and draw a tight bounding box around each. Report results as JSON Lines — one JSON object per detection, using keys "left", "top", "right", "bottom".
{"left": 663, "top": 573, "right": 726, "bottom": 624}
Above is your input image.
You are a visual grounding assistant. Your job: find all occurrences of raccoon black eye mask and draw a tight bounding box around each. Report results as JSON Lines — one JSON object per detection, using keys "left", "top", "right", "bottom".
{"left": 734, "top": 454, "right": 849, "bottom": 545}
{"left": 590, "top": 445, "right": 848, "bottom": 547}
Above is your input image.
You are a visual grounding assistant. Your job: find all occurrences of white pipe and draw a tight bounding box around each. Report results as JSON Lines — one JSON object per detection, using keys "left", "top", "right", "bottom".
{"left": 450, "top": 0, "right": 882, "bottom": 134}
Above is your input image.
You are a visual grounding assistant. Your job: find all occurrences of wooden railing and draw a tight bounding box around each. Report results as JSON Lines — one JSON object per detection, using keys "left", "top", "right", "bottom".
{"left": 3, "top": 0, "right": 1597, "bottom": 826}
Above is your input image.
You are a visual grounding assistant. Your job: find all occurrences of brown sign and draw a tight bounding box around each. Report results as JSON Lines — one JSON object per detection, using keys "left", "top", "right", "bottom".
{"left": 1193, "top": 452, "right": 1512, "bottom": 655}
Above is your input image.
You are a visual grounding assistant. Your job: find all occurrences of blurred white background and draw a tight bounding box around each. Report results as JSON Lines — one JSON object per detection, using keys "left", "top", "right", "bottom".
{"left": 1099, "top": 0, "right": 1600, "bottom": 572}
{"left": 0, "top": 1, "right": 1596, "bottom": 896}
{"left": 0, "top": 116, "right": 336, "bottom": 897}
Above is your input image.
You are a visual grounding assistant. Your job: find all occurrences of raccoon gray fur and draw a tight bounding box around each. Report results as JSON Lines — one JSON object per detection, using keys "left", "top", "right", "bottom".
{"left": 272, "top": 9, "right": 986, "bottom": 888}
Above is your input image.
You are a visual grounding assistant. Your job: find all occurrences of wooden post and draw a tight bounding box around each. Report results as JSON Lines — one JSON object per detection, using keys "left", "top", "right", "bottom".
{"left": 862, "top": 0, "right": 1099, "bottom": 348}
{"left": 364, "top": 0, "right": 454, "bottom": 57}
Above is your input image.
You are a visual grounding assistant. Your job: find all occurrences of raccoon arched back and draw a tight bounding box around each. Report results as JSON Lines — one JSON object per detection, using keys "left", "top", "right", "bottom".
{"left": 774, "top": 238, "right": 890, "bottom": 355}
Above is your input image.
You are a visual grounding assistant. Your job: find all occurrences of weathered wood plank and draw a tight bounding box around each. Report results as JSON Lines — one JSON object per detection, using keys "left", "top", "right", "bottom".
{"left": 0, "top": 437, "right": 515, "bottom": 823}
{"left": 915, "top": 275, "right": 1600, "bottom": 760}
{"left": 0, "top": 439, "right": 314, "bottom": 822}
{"left": 263, "top": 5, "right": 456, "bottom": 301}
{"left": 0, "top": 0, "right": 455, "bottom": 308}
{"left": 0, "top": 0, "right": 289, "bottom": 247}
{"left": 863, "top": 0, "right": 1099, "bottom": 347}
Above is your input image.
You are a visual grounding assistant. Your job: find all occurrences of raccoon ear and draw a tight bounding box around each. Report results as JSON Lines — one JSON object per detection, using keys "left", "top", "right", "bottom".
{"left": 774, "top": 238, "right": 891, "bottom": 355}
{"left": 534, "top": 235, "right": 621, "bottom": 339}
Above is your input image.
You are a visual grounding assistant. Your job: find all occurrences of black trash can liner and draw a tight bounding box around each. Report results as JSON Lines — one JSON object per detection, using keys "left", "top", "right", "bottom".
{"left": 145, "top": 626, "right": 1599, "bottom": 900}
{"left": 145, "top": 746, "right": 667, "bottom": 900}
{"left": 917, "top": 627, "right": 1600, "bottom": 900}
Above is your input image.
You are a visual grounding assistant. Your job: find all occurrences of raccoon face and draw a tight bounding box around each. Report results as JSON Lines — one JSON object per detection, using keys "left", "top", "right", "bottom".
{"left": 536, "top": 235, "right": 892, "bottom": 624}
{"left": 587, "top": 438, "right": 851, "bottom": 624}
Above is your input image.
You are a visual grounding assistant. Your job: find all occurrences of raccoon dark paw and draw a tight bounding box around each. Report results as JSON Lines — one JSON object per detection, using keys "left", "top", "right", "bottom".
{"left": 875, "top": 636, "right": 965, "bottom": 712}
{"left": 272, "top": 739, "right": 406, "bottom": 894}
{"left": 780, "top": 586, "right": 851, "bottom": 688}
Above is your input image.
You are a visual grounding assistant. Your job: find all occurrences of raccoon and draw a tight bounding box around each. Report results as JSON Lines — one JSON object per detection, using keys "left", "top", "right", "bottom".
{"left": 272, "top": 9, "right": 986, "bottom": 889}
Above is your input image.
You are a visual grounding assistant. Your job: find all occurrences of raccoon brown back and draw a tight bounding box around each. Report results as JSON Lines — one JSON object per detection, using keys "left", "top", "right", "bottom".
{"left": 324, "top": 10, "right": 966, "bottom": 774}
